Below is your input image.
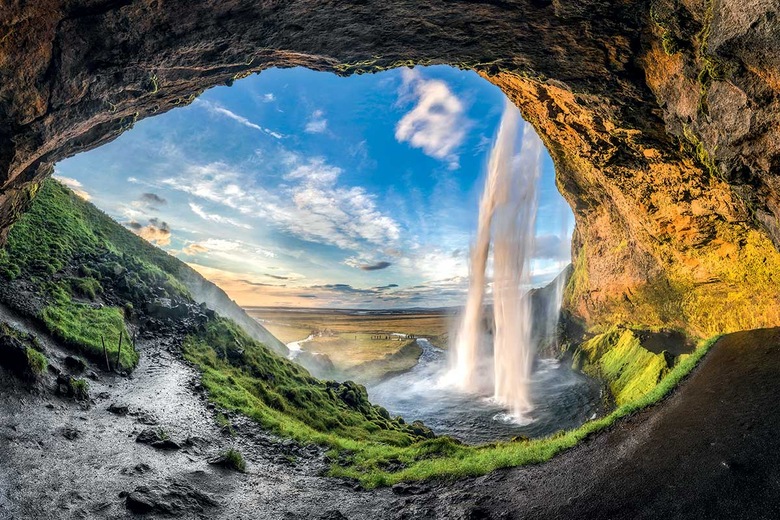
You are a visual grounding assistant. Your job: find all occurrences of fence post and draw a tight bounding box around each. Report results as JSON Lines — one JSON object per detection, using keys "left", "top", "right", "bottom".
{"left": 116, "top": 331, "right": 123, "bottom": 371}
{"left": 100, "top": 335, "right": 110, "bottom": 371}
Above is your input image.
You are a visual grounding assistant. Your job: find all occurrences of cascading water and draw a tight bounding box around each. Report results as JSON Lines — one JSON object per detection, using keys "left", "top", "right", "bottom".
{"left": 445, "top": 101, "right": 543, "bottom": 418}
{"left": 369, "top": 103, "right": 602, "bottom": 443}
{"left": 446, "top": 102, "right": 521, "bottom": 393}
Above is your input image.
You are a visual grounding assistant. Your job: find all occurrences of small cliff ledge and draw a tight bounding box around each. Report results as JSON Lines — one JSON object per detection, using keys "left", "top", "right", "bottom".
{"left": 1, "top": 0, "right": 779, "bottom": 335}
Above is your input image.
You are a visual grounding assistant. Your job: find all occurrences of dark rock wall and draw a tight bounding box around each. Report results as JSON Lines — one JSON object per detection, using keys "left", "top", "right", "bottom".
{"left": 1, "top": 0, "right": 779, "bottom": 336}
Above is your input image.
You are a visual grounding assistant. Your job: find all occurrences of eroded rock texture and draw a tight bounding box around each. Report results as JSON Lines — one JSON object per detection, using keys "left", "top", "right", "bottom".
{"left": 1, "top": 0, "right": 779, "bottom": 336}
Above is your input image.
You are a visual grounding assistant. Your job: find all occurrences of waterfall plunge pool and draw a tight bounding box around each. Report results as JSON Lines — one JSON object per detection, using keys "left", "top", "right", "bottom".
{"left": 367, "top": 339, "right": 604, "bottom": 445}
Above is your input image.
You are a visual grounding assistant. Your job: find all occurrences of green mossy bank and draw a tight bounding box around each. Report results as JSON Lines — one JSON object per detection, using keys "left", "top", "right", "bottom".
{"left": 0, "top": 179, "right": 719, "bottom": 487}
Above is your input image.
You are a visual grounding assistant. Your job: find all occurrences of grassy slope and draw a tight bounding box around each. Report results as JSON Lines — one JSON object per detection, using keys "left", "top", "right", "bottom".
{"left": 0, "top": 181, "right": 150, "bottom": 368}
{"left": 0, "top": 179, "right": 721, "bottom": 487}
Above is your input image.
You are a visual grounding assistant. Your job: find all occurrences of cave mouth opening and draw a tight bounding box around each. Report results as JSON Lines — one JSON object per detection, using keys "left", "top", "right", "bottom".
{"left": 50, "top": 64, "right": 600, "bottom": 444}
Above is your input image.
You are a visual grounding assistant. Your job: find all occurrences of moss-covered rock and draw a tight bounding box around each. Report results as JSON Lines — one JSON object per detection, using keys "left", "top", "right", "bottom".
{"left": 0, "top": 322, "right": 47, "bottom": 380}
{"left": 576, "top": 328, "right": 680, "bottom": 406}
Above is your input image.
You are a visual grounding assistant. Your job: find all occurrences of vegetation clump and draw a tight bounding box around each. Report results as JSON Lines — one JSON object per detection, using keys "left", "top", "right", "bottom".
{"left": 25, "top": 347, "right": 48, "bottom": 375}
{"left": 0, "top": 180, "right": 195, "bottom": 370}
{"left": 210, "top": 448, "right": 246, "bottom": 472}
{"left": 69, "top": 377, "right": 90, "bottom": 400}
{"left": 576, "top": 328, "right": 672, "bottom": 406}
{"left": 0, "top": 322, "right": 47, "bottom": 379}
{"left": 0, "top": 179, "right": 724, "bottom": 488}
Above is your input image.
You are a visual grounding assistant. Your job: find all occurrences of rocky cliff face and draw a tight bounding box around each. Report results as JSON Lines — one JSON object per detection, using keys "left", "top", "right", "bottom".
{"left": 1, "top": 0, "right": 779, "bottom": 337}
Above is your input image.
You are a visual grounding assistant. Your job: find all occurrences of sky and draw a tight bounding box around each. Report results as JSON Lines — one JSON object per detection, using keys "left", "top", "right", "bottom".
{"left": 54, "top": 66, "right": 574, "bottom": 309}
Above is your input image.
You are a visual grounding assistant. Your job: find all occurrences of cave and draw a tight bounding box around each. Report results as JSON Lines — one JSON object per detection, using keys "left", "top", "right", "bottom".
{"left": 2, "top": 1, "right": 780, "bottom": 518}
{"left": 2, "top": 0, "right": 779, "bottom": 337}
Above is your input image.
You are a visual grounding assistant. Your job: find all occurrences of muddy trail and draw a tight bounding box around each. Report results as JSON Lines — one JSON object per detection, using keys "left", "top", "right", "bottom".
{"left": 2, "top": 298, "right": 780, "bottom": 519}
{"left": 0, "top": 303, "right": 397, "bottom": 519}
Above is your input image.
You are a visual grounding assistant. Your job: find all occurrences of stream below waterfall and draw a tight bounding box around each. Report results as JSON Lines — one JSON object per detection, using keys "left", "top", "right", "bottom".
{"left": 368, "top": 339, "right": 604, "bottom": 444}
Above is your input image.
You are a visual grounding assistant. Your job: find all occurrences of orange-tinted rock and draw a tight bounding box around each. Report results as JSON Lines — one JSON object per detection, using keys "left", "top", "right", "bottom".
{"left": 0, "top": 0, "right": 779, "bottom": 336}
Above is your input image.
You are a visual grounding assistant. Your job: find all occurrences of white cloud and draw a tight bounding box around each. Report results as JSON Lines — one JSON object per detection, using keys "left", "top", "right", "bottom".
{"left": 196, "top": 99, "right": 283, "bottom": 139}
{"left": 189, "top": 202, "right": 252, "bottom": 229}
{"left": 54, "top": 176, "right": 91, "bottom": 200}
{"left": 284, "top": 157, "right": 341, "bottom": 185}
{"left": 262, "top": 93, "right": 275, "bottom": 102}
{"left": 162, "top": 156, "right": 402, "bottom": 251}
{"left": 304, "top": 109, "right": 328, "bottom": 134}
{"left": 395, "top": 69, "right": 468, "bottom": 170}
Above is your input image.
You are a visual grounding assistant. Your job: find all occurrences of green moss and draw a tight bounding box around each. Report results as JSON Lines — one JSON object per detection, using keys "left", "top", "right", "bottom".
{"left": 71, "top": 277, "right": 103, "bottom": 299}
{"left": 25, "top": 347, "right": 47, "bottom": 375}
{"left": 42, "top": 302, "right": 136, "bottom": 369}
{"left": 650, "top": 5, "right": 681, "bottom": 56}
{"left": 580, "top": 329, "right": 671, "bottom": 405}
{"left": 148, "top": 74, "right": 159, "bottom": 94}
{"left": 695, "top": 0, "right": 725, "bottom": 114}
{"left": 69, "top": 377, "right": 89, "bottom": 400}
{"left": 184, "top": 317, "right": 421, "bottom": 446}
{"left": 563, "top": 242, "right": 589, "bottom": 309}
{"left": 682, "top": 124, "right": 719, "bottom": 179}
{"left": 220, "top": 448, "right": 246, "bottom": 472}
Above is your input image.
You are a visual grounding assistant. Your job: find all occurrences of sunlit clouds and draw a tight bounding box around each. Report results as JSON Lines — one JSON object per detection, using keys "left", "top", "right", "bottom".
{"left": 53, "top": 66, "right": 573, "bottom": 308}
{"left": 55, "top": 175, "right": 91, "bottom": 200}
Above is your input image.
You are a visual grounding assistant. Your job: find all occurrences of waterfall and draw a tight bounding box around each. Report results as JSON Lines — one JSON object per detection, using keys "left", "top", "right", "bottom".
{"left": 446, "top": 101, "right": 543, "bottom": 418}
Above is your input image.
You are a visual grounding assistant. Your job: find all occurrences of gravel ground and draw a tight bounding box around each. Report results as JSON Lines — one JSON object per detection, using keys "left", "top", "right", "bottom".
{"left": 1, "top": 299, "right": 779, "bottom": 520}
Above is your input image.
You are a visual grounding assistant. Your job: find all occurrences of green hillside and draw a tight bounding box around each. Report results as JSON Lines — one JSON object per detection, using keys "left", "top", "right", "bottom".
{"left": 0, "top": 179, "right": 426, "bottom": 441}
{"left": 0, "top": 179, "right": 718, "bottom": 487}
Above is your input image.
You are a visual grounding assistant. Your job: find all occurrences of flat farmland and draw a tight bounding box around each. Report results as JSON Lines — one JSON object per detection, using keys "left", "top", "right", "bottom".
{"left": 244, "top": 307, "right": 456, "bottom": 379}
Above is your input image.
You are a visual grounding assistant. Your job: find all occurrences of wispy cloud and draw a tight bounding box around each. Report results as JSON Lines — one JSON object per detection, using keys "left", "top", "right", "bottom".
{"left": 359, "top": 261, "right": 392, "bottom": 271}
{"left": 189, "top": 202, "right": 252, "bottom": 229}
{"left": 162, "top": 155, "right": 401, "bottom": 251}
{"left": 395, "top": 69, "right": 469, "bottom": 170}
{"left": 304, "top": 109, "right": 328, "bottom": 134}
{"left": 196, "top": 99, "right": 283, "bottom": 139}
{"left": 182, "top": 243, "right": 209, "bottom": 255}
{"left": 262, "top": 93, "right": 275, "bottom": 102}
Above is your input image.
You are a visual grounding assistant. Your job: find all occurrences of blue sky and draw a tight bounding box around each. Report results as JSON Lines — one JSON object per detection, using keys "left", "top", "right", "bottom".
{"left": 55, "top": 66, "right": 573, "bottom": 308}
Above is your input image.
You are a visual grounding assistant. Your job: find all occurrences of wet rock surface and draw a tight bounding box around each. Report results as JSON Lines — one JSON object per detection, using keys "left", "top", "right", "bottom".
{"left": 1, "top": 291, "right": 780, "bottom": 518}
{"left": 2, "top": 1, "right": 780, "bottom": 336}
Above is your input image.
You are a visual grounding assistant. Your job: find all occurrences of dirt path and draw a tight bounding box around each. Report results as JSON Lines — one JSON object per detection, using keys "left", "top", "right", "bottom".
{"left": 2, "top": 309, "right": 780, "bottom": 519}
{"left": 0, "top": 304, "right": 396, "bottom": 519}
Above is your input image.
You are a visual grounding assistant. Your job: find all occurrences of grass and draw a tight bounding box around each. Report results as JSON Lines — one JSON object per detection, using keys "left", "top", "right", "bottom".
{"left": 188, "top": 309, "right": 720, "bottom": 488}
{"left": 69, "top": 377, "right": 90, "bottom": 400}
{"left": 220, "top": 448, "right": 246, "bottom": 472}
{"left": 71, "top": 276, "right": 103, "bottom": 299}
{"left": 0, "top": 179, "right": 200, "bottom": 370}
{"left": 42, "top": 301, "right": 136, "bottom": 369}
{"left": 184, "top": 317, "right": 423, "bottom": 446}
{"left": 25, "top": 347, "right": 47, "bottom": 375}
